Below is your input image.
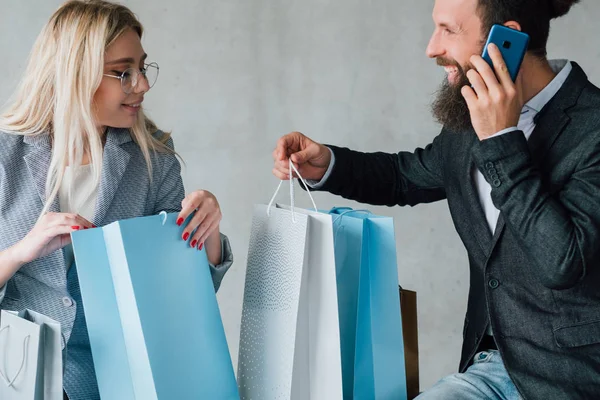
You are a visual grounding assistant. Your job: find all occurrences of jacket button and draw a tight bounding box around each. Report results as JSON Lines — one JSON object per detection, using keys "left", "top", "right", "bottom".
{"left": 490, "top": 173, "right": 499, "bottom": 181}
{"left": 492, "top": 179, "right": 501, "bottom": 187}
{"left": 488, "top": 279, "right": 500, "bottom": 289}
{"left": 62, "top": 297, "right": 74, "bottom": 307}
{"left": 485, "top": 162, "right": 494, "bottom": 169}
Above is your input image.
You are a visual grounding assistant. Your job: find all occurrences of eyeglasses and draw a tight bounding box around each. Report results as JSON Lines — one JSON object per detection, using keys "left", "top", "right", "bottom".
{"left": 103, "top": 62, "right": 159, "bottom": 94}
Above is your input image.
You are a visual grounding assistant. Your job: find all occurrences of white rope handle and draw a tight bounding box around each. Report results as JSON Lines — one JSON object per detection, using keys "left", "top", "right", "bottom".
{"left": 267, "top": 159, "right": 318, "bottom": 222}
{"left": 159, "top": 211, "right": 168, "bottom": 226}
{"left": 332, "top": 209, "right": 371, "bottom": 224}
{"left": 0, "top": 325, "right": 30, "bottom": 388}
{"left": 332, "top": 209, "right": 372, "bottom": 238}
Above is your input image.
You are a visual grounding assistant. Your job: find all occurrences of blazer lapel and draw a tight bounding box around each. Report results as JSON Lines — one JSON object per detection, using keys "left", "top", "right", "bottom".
{"left": 528, "top": 62, "right": 585, "bottom": 161}
{"left": 23, "top": 134, "right": 60, "bottom": 213}
{"left": 93, "top": 127, "right": 132, "bottom": 224}
{"left": 527, "top": 105, "right": 571, "bottom": 163}
{"left": 22, "top": 134, "right": 67, "bottom": 275}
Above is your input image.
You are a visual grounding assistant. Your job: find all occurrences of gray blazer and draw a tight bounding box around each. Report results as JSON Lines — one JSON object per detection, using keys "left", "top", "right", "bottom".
{"left": 317, "top": 62, "right": 600, "bottom": 399}
{"left": 0, "top": 127, "right": 232, "bottom": 398}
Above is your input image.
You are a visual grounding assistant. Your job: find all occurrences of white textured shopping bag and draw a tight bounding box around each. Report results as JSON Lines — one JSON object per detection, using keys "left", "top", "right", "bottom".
{"left": 238, "top": 162, "right": 343, "bottom": 400}
{"left": 0, "top": 309, "right": 62, "bottom": 400}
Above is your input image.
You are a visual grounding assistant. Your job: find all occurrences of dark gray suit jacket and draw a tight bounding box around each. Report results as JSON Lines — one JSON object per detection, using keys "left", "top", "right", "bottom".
{"left": 317, "top": 62, "right": 600, "bottom": 399}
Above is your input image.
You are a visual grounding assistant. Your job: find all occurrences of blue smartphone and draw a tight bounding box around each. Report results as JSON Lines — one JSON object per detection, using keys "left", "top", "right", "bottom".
{"left": 481, "top": 24, "right": 529, "bottom": 82}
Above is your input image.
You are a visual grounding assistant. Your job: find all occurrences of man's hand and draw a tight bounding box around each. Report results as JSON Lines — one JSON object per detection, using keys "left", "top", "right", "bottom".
{"left": 461, "top": 43, "right": 524, "bottom": 140}
{"left": 272, "top": 132, "right": 331, "bottom": 181}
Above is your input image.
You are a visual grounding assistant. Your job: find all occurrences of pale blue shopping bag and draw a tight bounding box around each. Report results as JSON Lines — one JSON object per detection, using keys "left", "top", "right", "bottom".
{"left": 71, "top": 212, "right": 239, "bottom": 400}
{"left": 328, "top": 207, "right": 407, "bottom": 400}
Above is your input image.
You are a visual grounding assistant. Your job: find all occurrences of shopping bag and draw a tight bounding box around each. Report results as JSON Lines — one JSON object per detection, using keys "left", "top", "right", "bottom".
{"left": 0, "top": 309, "right": 62, "bottom": 400}
{"left": 399, "top": 287, "right": 419, "bottom": 399}
{"left": 238, "top": 162, "right": 343, "bottom": 400}
{"left": 71, "top": 212, "right": 238, "bottom": 400}
{"left": 329, "top": 207, "right": 407, "bottom": 400}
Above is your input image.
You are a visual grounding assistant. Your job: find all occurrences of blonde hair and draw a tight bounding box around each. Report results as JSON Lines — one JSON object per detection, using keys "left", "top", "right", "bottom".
{"left": 0, "top": 0, "right": 172, "bottom": 216}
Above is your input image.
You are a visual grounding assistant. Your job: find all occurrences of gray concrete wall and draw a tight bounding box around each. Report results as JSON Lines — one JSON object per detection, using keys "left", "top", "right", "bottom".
{"left": 0, "top": 0, "right": 597, "bottom": 390}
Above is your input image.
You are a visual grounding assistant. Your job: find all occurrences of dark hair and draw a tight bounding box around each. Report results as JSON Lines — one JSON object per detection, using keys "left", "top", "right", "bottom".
{"left": 476, "top": 0, "right": 580, "bottom": 58}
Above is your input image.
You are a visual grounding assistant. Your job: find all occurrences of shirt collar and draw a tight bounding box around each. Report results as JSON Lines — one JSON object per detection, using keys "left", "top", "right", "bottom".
{"left": 522, "top": 60, "right": 572, "bottom": 116}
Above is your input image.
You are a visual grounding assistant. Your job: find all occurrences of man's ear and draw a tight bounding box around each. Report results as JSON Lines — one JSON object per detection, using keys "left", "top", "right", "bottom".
{"left": 504, "top": 20, "right": 522, "bottom": 31}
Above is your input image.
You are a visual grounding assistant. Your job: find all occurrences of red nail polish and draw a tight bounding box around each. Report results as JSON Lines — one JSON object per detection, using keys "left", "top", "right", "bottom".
{"left": 177, "top": 218, "right": 184, "bottom": 226}
{"left": 71, "top": 226, "right": 80, "bottom": 230}
{"left": 183, "top": 232, "right": 190, "bottom": 241}
{"left": 191, "top": 240, "right": 197, "bottom": 248}
{"left": 199, "top": 243, "right": 203, "bottom": 251}
{"left": 92, "top": 225, "right": 97, "bottom": 228}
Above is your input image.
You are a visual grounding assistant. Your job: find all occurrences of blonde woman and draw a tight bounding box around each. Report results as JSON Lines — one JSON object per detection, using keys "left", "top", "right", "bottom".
{"left": 0, "top": 1, "right": 233, "bottom": 399}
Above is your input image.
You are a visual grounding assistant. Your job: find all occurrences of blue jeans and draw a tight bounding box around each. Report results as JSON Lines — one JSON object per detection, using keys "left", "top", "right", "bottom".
{"left": 416, "top": 350, "right": 523, "bottom": 400}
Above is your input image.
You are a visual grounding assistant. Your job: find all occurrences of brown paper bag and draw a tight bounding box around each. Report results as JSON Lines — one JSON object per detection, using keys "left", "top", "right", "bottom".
{"left": 399, "top": 287, "right": 419, "bottom": 399}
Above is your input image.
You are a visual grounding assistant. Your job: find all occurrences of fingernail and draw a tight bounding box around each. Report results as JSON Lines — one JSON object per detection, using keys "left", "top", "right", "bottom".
{"left": 71, "top": 226, "right": 80, "bottom": 230}
{"left": 191, "top": 240, "right": 197, "bottom": 248}
{"left": 198, "top": 242, "right": 203, "bottom": 251}
{"left": 176, "top": 218, "right": 184, "bottom": 226}
{"left": 92, "top": 225, "right": 97, "bottom": 228}
{"left": 183, "top": 232, "right": 190, "bottom": 241}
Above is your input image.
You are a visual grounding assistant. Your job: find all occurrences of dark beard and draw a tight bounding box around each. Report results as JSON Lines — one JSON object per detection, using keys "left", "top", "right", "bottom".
{"left": 430, "top": 63, "right": 473, "bottom": 133}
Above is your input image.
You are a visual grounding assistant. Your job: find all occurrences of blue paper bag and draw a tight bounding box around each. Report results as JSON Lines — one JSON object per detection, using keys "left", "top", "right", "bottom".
{"left": 328, "top": 207, "right": 407, "bottom": 400}
{"left": 71, "top": 212, "right": 239, "bottom": 400}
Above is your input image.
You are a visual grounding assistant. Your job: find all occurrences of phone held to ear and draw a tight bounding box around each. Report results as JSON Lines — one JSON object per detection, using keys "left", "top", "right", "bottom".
{"left": 481, "top": 24, "right": 530, "bottom": 82}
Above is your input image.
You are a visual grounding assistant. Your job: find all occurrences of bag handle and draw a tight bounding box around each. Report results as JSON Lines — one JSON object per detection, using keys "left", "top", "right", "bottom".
{"left": 0, "top": 325, "right": 30, "bottom": 388}
{"left": 332, "top": 208, "right": 372, "bottom": 239}
{"left": 159, "top": 211, "right": 168, "bottom": 225}
{"left": 267, "top": 159, "right": 317, "bottom": 223}
{"left": 329, "top": 207, "right": 353, "bottom": 214}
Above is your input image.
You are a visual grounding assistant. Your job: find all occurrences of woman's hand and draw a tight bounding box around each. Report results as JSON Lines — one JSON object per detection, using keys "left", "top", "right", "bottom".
{"left": 177, "top": 190, "right": 223, "bottom": 265}
{"left": 12, "top": 212, "right": 95, "bottom": 265}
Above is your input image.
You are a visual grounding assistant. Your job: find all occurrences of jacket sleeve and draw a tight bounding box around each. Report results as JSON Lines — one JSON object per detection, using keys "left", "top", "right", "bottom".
{"left": 316, "top": 132, "right": 447, "bottom": 206}
{"left": 472, "top": 129, "right": 600, "bottom": 289}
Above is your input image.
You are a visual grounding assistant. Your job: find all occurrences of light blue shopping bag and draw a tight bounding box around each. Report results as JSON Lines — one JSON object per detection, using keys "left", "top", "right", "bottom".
{"left": 328, "top": 207, "right": 407, "bottom": 400}
{"left": 71, "top": 212, "right": 239, "bottom": 400}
